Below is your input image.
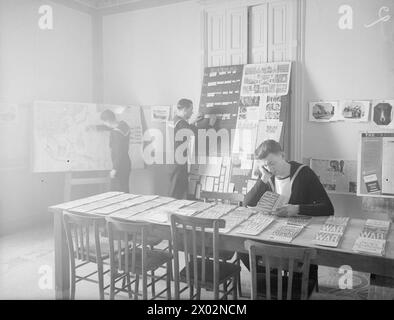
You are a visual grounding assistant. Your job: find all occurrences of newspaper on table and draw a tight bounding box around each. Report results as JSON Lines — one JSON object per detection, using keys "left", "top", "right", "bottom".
{"left": 185, "top": 201, "right": 216, "bottom": 212}
{"left": 313, "top": 216, "right": 349, "bottom": 247}
{"left": 325, "top": 216, "right": 350, "bottom": 226}
{"left": 352, "top": 219, "right": 391, "bottom": 256}
{"left": 219, "top": 207, "right": 258, "bottom": 233}
{"left": 110, "top": 199, "right": 163, "bottom": 219}
{"left": 195, "top": 204, "right": 237, "bottom": 219}
{"left": 352, "top": 238, "right": 387, "bottom": 256}
{"left": 52, "top": 192, "right": 124, "bottom": 210}
{"left": 89, "top": 195, "right": 158, "bottom": 214}
{"left": 160, "top": 199, "right": 196, "bottom": 211}
{"left": 281, "top": 216, "right": 312, "bottom": 227}
{"left": 270, "top": 224, "right": 304, "bottom": 243}
{"left": 236, "top": 214, "right": 275, "bottom": 236}
{"left": 71, "top": 194, "right": 139, "bottom": 213}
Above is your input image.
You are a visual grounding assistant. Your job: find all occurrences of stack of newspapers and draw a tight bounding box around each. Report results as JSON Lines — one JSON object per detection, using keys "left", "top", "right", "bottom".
{"left": 313, "top": 217, "right": 349, "bottom": 248}
{"left": 352, "top": 219, "right": 391, "bottom": 256}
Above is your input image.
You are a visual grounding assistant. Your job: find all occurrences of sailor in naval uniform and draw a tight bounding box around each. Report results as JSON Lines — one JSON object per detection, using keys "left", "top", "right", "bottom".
{"left": 94, "top": 109, "right": 131, "bottom": 193}
{"left": 169, "top": 99, "right": 216, "bottom": 199}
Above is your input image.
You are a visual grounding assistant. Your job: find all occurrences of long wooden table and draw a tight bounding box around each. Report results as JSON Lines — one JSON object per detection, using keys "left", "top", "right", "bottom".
{"left": 49, "top": 192, "right": 394, "bottom": 300}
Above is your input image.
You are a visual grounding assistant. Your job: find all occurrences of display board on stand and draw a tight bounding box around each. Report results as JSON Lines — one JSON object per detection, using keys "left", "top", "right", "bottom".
{"left": 189, "top": 62, "right": 292, "bottom": 199}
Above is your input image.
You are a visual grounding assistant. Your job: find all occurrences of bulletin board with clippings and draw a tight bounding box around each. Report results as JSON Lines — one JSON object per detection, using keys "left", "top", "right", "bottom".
{"left": 188, "top": 62, "right": 292, "bottom": 199}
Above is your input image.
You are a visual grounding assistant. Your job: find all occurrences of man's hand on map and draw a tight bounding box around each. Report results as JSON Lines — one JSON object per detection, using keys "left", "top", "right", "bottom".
{"left": 110, "top": 169, "right": 117, "bottom": 179}
{"left": 274, "top": 204, "right": 300, "bottom": 217}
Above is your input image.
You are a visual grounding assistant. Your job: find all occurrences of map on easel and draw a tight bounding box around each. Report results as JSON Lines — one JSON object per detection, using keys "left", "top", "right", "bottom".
{"left": 33, "top": 101, "right": 144, "bottom": 172}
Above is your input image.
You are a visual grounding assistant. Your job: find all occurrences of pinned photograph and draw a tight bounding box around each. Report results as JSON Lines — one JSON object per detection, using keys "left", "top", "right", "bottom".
{"left": 372, "top": 100, "right": 393, "bottom": 126}
{"left": 337, "top": 100, "right": 370, "bottom": 122}
{"left": 309, "top": 101, "right": 338, "bottom": 122}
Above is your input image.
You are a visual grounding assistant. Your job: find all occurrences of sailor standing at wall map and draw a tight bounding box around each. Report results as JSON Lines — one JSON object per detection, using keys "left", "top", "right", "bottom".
{"left": 89, "top": 109, "right": 131, "bottom": 192}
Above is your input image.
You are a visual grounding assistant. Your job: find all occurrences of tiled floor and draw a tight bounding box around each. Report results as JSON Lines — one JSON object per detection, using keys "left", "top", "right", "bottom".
{"left": 0, "top": 225, "right": 393, "bottom": 300}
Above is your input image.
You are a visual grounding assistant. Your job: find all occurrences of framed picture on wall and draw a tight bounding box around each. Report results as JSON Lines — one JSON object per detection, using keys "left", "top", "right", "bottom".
{"left": 372, "top": 100, "right": 394, "bottom": 127}
{"left": 337, "top": 100, "right": 370, "bottom": 122}
{"left": 309, "top": 101, "right": 338, "bottom": 122}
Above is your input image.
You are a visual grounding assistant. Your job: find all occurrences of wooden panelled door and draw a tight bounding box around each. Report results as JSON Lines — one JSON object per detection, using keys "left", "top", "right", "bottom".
{"left": 206, "top": 6, "right": 248, "bottom": 67}
{"left": 250, "top": 0, "right": 295, "bottom": 63}
{"left": 204, "top": 0, "right": 295, "bottom": 67}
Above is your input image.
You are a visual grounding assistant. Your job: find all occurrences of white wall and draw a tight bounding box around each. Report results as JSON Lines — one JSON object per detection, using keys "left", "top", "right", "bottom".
{"left": 302, "top": 0, "right": 394, "bottom": 217}
{"left": 0, "top": 0, "right": 93, "bottom": 102}
{"left": 0, "top": 0, "right": 94, "bottom": 233}
{"left": 102, "top": 0, "right": 202, "bottom": 107}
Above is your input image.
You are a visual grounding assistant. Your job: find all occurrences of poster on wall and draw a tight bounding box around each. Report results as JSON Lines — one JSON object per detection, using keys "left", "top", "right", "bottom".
{"left": 151, "top": 106, "right": 170, "bottom": 123}
{"left": 310, "top": 158, "right": 357, "bottom": 194}
{"left": 372, "top": 100, "right": 394, "bottom": 127}
{"left": 309, "top": 101, "right": 338, "bottom": 122}
{"left": 241, "top": 62, "right": 292, "bottom": 96}
{"left": 255, "top": 121, "right": 283, "bottom": 149}
{"left": 260, "top": 95, "right": 282, "bottom": 121}
{"left": 337, "top": 100, "right": 370, "bottom": 122}
{"left": 358, "top": 131, "right": 394, "bottom": 198}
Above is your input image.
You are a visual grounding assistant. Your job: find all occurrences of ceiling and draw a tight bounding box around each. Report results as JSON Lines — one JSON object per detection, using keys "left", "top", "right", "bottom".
{"left": 72, "top": 0, "right": 144, "bottom": 9}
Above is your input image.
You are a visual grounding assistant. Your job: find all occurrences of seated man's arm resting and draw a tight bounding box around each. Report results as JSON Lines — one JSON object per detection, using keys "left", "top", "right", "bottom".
{"left": 243, "top": 179, "right": 269, "bottom": 207}
{"left": 298, "top": 167, "right": 334, "bottom": 216}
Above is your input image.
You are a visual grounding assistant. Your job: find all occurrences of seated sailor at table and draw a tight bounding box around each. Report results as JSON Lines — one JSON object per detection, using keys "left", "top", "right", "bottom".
{"left": 244, "top": 139, "right": 334, "bottom": 216}
{"left": 240, "top": 139, "right": 334, "bottom": 289}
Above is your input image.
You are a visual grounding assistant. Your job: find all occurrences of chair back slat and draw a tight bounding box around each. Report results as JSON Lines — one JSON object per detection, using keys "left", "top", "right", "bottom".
{"left": 277, "top": 258, "right": 283, "bottom": 300}
{"left": 192, "top": 225, "right": 199, "bottom": 296}
{"left": 86, "top": 226, "right": 90, "bottom": 261}
{"left": 264, "top": 255, "right": 271, "bottom": 300}
{"left": 201, "top": 227, "right": 206, "bottom": 286}
{"left": 106, "top": 217, "right": 153, "bottom": 299}
{"left": 170, "top": 214, "right": 225, "bottom": 299}
{"left": 245, "top": 240, "right": 316, "bottom": 300}
{"left": 287, "top": 259, "right": 294, "bottom": 300}
{"left": 63, "top": 212, "right": 106, "bottom": 264}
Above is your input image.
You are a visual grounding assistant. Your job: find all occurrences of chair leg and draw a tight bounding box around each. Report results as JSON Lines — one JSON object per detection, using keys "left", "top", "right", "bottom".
{"left": 223, "top": 281, "right": 228, "bottom": 300}
{"left": 232, "top": 276, "right": 238, "bottom": 300}
{"left": 235, "top": 252, "right": 243, "bottom": 297}
{"left": 196, "top": 286, "right": 201, "bottom": 300}
{"left": 142, "top": 272, "right": 148, "bottom": 300}
{"left": 168, "top": 241, "right": 174, "bottom": 281}
{"left": 126, "top": 273, "right": 133, "bottom": 299}
{"left": 110, "top": 272, "right": 115, "bottom": 300}
{"left": 97, "top": 263, "right": 105, "bottom": 300}
{"left": 70, "top": 271, "right": 76, "bottom": 300}
{"left": 151, "top": 270, "right": 156, "bottom": 297}
{"left": 134, "top": 274, "right": 140, "bottom": 300}
{"left": 190, "top": 284, "right": 194, "bottom": 300}
{"left": 166, "top": 262, "right": 172, "bottom": 300}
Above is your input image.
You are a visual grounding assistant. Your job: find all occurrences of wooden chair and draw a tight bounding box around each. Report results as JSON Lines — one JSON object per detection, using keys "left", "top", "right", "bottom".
{"left": 171, "top": 214, "right": 241, "bottom": 300}
{"left": 244, "top": 240, "right": 317, "bottom": 300}
{"left": 63, "top": 211, "right": 110, "bottom": 300}
{"left": 106, "top": 217, "right": 172, "bottom": 300}
{"left": 199, "top": 191, "right": 245, "bottom": 297}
